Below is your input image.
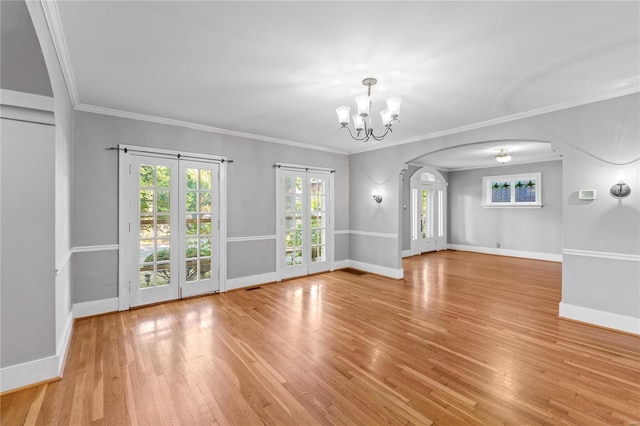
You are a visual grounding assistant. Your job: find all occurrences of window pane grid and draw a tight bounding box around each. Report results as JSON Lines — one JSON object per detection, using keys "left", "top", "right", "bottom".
{"left": 483, "top": 173, "right": 541, "bottom": 206}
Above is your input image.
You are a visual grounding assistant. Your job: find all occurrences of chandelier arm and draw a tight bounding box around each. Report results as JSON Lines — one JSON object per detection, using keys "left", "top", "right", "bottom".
{"left": 370, "top": 118, "right": 399, "bottom": 140}
{"left": 369, "top": 122, "right": 395, "bottom": 141}
{"left": 340, "top": 125, "right": 370, "bottom": 142}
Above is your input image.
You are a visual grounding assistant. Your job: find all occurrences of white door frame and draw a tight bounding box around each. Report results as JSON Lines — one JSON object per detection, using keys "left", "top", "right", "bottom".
{"left": 410, "top": 167, "right": 447, "bottom": 256}
{"left": 275, "top": 164, "right": 335, "bottom": 281}
{"left": 118, "top": 144, "right": 228, "bottom": 310}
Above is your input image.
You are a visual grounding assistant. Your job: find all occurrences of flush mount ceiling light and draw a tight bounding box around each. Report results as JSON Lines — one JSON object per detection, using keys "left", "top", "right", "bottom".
{"left": 336, "top": 78, "right": 401, "bottom": 143}
{"left": 495, "top": 148, "right": 512, "bottom": 163}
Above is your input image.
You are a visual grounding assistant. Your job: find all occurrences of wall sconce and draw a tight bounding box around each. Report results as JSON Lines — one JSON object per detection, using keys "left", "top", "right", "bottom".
{"left": 610, "top": 180, "right": 631, "bottom": 198}
{"left": 372, "top": 194, "right": 382, "bottom": 203}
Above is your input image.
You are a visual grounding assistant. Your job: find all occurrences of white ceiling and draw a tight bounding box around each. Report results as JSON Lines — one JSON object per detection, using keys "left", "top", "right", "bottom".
{"left": 412, "top": 140, "right": 561, "bottom": 171}
{"left": 53, "top": 1, "right": 639, "bottom": 158}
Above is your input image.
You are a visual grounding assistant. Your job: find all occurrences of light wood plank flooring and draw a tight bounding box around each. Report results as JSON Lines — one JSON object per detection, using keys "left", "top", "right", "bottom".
{"left": 2, "top": 251, "right": 639, "bottom": 425}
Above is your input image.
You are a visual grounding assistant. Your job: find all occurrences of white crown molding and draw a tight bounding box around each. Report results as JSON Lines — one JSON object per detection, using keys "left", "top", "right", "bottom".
{"left": 76, "top": 103, "right": 350, "bottom": 155}
{"left": 40, "top": 0, "right": 80, "bottom": 107}
{"left": 351, "top": 86, "right": 640, "bottom": 155}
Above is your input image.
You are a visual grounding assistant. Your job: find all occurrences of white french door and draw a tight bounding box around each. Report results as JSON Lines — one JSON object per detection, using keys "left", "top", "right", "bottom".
{"left": 411, "top": 174, "right": 447, "bottom": 255}
{"left": 121, "top": 152, "right": 221, "bottom": 308}
{"left": 129, "top": 155, "right": 180, "bottom": 306}
{"left": 179, "top": 160, "right": 220, "bottom": 298}
{"left": 276, "top": 168, "right": 333, "bottom": 280}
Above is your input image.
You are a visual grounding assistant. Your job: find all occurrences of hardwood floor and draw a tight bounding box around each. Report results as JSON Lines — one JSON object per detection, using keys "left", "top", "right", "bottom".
{"left": 2, "top": 251, "right": 639, "bottom": 425}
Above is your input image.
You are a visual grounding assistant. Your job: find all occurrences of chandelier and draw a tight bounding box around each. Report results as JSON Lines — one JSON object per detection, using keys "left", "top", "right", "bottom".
{"left": 335, "top": 78, "right": 401, "bottom": 142}
{"left": 495, "top": 148, "right": 512, "bottom": 163}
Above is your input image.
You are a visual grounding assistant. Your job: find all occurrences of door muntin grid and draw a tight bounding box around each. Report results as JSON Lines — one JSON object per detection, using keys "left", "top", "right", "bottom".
{"left": 310, "top": 177, "right": 326, "bottom": 263}
{"left": 185, "top": 167, "right": 214, "bottom": 282}
{"left": 138, "top": 164, "right": 172, "bottom": 289}
{"left": 284, "top": 176, "right": 304, "bottom": 267}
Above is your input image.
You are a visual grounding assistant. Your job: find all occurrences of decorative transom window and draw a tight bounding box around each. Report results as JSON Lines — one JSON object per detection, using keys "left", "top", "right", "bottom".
{"left": 482, "top": 172, "right": 542, "bottom": 207}
{"left": 421, "top": 172, "right": 436, "bottom": 182}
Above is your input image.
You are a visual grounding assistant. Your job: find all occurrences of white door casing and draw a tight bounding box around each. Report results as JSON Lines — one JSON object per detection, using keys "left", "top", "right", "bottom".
{"left": 410, "top": 167, "right": 447, "bottom": 255}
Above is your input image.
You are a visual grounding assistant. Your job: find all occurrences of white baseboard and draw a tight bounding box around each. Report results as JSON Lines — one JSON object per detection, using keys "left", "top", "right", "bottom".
{"left": 226, "top": 272, "right": 277, "bottom": 291}
{"left": 223, "top": 260, "right": 404, "bottom": 284}
{"left": 402, "top": 250, "right": 413, "bottom": 258}
{"left": 447, "top": 244, "right": 562, "bottom": 262}
{"left": 0, "top": 354, "right": 60, "bottom": 393}
{"left": 333, "top": 260, "right": 350, "bottom": 270}
{"left": 559, "top": 302, "right": 639, "bottom": 335}
{"left": 73, "top": 297, "right": 119, "bottom": 318}
{"left": 348, "top": 260, "right": 404, "bottom": 279}
{"left": 56, "top": 312, "right": 74, "bottom": 371}
{"left": 1, "top": 311, "right": 74, "bottom": 393}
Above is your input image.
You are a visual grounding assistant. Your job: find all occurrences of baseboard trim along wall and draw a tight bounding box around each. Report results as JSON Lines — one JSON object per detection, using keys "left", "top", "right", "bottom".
{"left": 333, "top": 260, "right": 350, "bottom": 269}
{"left": 1, "top": 311, "right": 74, "bottom": 393}
{"left": 347, "top": 260, "right": 404, "bottom": 279}
{"left": 402, "top": 250, "right": 412, "bottom": 258}
{"left": 73, "top": 297, "right": 120, "bottom": 319}
{"left": 0, "top": 354, "right": 60, "bottom": 394}
{"left": 447, "top": 244, "right": 562, "bottom": 262}
{"left": 226, "top": 272, "right": 278, "bottom": 291}
{"left": 559, "top": 302, "right": 640, "bottom": 335}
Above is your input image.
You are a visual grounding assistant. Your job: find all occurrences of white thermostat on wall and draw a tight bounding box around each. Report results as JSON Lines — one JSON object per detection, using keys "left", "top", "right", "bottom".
{"left": 578, "top": 189, "right": 597, "bottom": 200}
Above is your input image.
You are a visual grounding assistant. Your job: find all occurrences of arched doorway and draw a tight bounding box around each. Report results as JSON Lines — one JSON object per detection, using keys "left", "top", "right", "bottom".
{"left": 409, "top": 167, "right": 447, "bottom": 255}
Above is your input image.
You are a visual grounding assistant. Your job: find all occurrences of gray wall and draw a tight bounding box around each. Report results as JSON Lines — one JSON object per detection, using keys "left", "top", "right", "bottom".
{"left": 349, "top": 149, "right": 405, "bottom": 270}
{"left": 448, "top": 160, "right": 562, "bottom": 254}
{"left": 0, "top": 0, "right": 74, "bottom": 371}
{"left": 0, "top": 0, "right": 52, "bottom": 96}
{"left": 72, "top": 111, "right": 349, "bottom": 302}
{"left": 561, "top": 150, "right": 639, "bottom": 318}
{"left": 349, "top": 93, "right": 639, "bottom": 327}
{"left": 0, "top": 116, "right": 56, "bottom": 366}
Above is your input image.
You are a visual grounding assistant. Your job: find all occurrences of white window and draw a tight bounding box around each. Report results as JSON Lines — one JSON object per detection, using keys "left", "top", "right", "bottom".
{"left": 482, "top": 172, "right": 542, "bottom": 207}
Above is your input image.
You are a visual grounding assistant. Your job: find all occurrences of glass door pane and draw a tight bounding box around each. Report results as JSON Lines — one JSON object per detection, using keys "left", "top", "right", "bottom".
{"left": 278, "top": 169, "right": 331, "bottom": 279}
{"left": 308, "top": 173, "right": 330, "bottom": 274}
{"left": 130, "top": 156, "right": 180, "bottom": 307}
{"left": 180, "top": 161, "right": 219, "bottom": 298}
{"left": 284, "top": 175, "right": 304, "bottom": 267}
{"left": 280, "top": 171, "right": 307, "bottom": 279}
{"left": 418, "top": 184, "right": 437, "bottom": 253}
